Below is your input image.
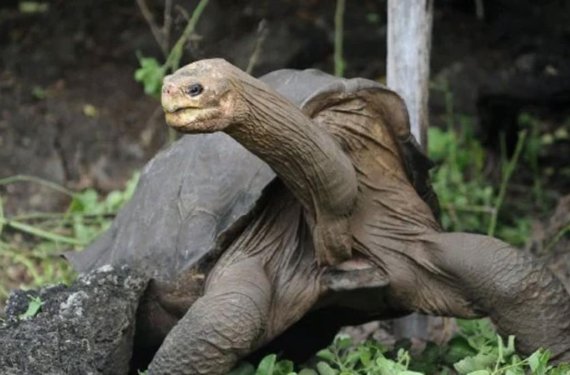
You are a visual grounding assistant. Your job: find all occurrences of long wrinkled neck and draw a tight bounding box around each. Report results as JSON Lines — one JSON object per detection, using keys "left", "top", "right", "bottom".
{"left": 230, "top": 80, "right": 320, "bottom": 197}
{"left": 224, "top": 74, "right": 357, "bottom": 221}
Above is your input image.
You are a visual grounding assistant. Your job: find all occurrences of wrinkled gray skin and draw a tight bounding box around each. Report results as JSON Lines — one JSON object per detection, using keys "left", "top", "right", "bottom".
{"left": 70, "top": 60, "right": 570, "bottom": 375}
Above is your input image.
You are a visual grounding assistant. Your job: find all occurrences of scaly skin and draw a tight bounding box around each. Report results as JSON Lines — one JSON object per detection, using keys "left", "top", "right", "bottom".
{"left": 148, "top": 60, "right": 570, "bottom": 374}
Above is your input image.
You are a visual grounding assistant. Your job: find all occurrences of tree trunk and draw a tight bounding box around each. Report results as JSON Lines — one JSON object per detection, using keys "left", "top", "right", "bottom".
{"left": 387, "top": 0, "right": 434, "bottom": 339}
{"left": 387, "top": 0, "right": 433, "bottom": 148}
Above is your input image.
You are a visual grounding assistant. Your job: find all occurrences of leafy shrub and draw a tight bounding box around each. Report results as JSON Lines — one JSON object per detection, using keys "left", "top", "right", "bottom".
{"left": 236, "top": 320, "right": 569, "bottom": 375}
{"left": 0, "top": 173, "right": 139, "bottom": 300}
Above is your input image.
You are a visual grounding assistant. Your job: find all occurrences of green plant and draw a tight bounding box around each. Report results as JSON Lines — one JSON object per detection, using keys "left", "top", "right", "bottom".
{"left": 334, "top": 0, "right": 346, "bottom": 77}
{"left": 229, "top": 335, "right": 421, "bottom": 375}
{"left": 429, "top": 83, "right": 531, "bottom": 247}
{"left": 518, "top": 112, "right": 570, "bottom": 211}
{"left": 446, "top": 319, "right": 570, "bottom": 375}
{"left": 234, "top": 320, "right": 569, "bottom": 375}
{"left": 518, "top": 113, "right": 544, "bottom": 205}
{"left": 18, "top": 295, "right": 43, "bottom": 319}
{"left": 487, "top": 131, "right": 526, "bottom": 237}
{"left": 0, "top": 173, "right": 139, "bottom": 303}
{"left": 135, "top": 0, "right": 210, "bottom": 97}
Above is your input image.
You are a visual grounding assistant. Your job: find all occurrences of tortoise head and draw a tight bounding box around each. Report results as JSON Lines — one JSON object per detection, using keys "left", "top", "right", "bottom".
{"left": 161, "top": 59, "right": 249, "bottom": 133}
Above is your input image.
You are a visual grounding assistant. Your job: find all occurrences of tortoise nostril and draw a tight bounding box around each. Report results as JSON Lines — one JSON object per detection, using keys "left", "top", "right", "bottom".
{"left": 162, "top": 83, "right": 177, "bottom": 95}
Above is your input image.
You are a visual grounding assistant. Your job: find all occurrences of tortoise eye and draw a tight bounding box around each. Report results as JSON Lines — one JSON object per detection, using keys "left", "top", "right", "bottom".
{"left": 187, "top": 83, "right": 203, "bottom": 97}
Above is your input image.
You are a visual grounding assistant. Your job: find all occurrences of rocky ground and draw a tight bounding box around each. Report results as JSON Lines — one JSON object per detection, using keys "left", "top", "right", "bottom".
{"left": 0, "top": 266, "right": 147, "bottom": 374}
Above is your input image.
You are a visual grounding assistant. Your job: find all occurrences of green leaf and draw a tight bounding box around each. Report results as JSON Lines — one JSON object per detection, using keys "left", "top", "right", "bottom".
{"left": 69, "top": 189, "right": 101, "bottom": 214}
{"left": 396, "top": 348, "right": 411, "bottom": 367}
{"left": 134, "top": 55, "right": 166, "bottom": 97}
{"left": 456, "top": 319, "right": 496, "bottom": 351}
{"left": 444, "top": 337, "right": 477, "bottom": 364}
{"left": 465, "top": 371, "right": 490, "bottom": 375}
{"left": 549, "top": 364, "right": 570, "bottom": 375}
{"left": 317, "top": 349, "right": 335, "bottom": 363}
{"left": 274, "top": 360, "right": 294, "bottom": 375}
{"left": 358, "top": 346, "right": 372, "bottom": 366}
{"left": 428, "top": 127, "right": 455, "bottom": 162}
{"left": 344, "top": 351, "right": 361, "bottom": 367}
{"left": 298, "top": 370, "right": 318, "bottom": 375}
{"left": 454, "top": 353, "right": 496, "bottom": 374}
{"left": 19, "top": 296, "right": 44, "bottom": 319}
{"left": 527, "top": 350, "right": 549, "bottom": 375}
{"left": 316, "top": 362, "right": 338, "bottom": 375}
{"left": 497, "top": 335, "right": 505, "bottom": 362}
{"left": 335, "top": 334, "right": 352, "bottom": 350}
{"left": 104, "top": 191, "right": 124, "bottom": 211}
{"left": 504, "top": 335, "right": 516, "bottom": 357}
{"left": 122, "top": 172, "right": 139, "bottom": 203}
{"left": 32, "top": 85, "right": 47, "bottom": 99}
{"left": 256, "top": 354, "right": 277, "bottom": 375}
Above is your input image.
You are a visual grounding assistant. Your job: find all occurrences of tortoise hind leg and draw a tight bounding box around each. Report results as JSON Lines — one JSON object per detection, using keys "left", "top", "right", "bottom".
{"left": 418, "top": 232, "right": 570, "bottom": 362}
{"left": 147, "top": 257, "right": 271, "bottom": 375}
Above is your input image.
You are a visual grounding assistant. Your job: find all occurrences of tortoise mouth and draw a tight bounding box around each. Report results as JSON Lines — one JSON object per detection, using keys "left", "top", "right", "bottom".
{"left": 164, "top": 107, "right": 222, "bottom": 133}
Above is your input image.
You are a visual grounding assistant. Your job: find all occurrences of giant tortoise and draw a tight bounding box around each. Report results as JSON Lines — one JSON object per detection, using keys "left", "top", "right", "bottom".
{"left": 69, "top": 59, "right": 570, "bottom": 374}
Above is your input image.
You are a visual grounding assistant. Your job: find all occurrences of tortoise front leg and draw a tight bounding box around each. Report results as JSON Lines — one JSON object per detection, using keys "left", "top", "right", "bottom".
{"left": 406, "top": 233, "right": 570, "bottom": 361}
{"left": 147, "top": 257, "right": 271, "bottom": 375}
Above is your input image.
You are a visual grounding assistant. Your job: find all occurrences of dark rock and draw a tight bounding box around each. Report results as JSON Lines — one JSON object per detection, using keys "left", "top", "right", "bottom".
{"left": 0, "top": 266, "right": 148, "bottom": 375}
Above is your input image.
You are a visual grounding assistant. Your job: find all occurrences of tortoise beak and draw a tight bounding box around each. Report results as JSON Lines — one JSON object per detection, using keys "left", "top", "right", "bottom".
{"left": 164, "top": 107, "right": 223, "bottom": 133}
